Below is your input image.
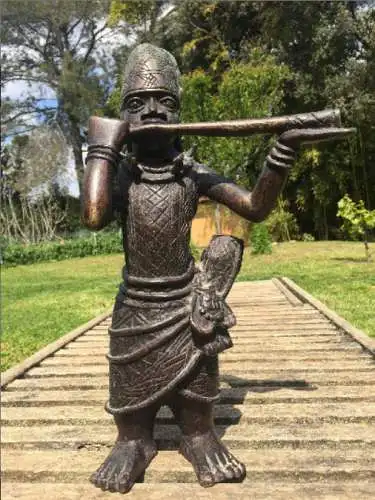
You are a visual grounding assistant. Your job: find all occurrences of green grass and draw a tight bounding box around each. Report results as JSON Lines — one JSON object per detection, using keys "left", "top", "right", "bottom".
{"left": 2, "top": 241, "right": 374, "bottom": 372}
{"left": 1, "top": 255, "right": 125, "bottom": 371}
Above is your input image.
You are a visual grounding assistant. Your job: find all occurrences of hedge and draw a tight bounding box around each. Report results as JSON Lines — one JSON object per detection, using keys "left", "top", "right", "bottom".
{"left": 1, "top": 232, "right": 123, "bottom": 267}
{"left": 1, "top": 232, "right": 201, "bottom": 267}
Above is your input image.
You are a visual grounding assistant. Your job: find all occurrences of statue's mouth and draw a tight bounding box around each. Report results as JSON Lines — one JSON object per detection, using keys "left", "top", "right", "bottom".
{"left": 141, "top": 117, "right": 167, "bottom": 125}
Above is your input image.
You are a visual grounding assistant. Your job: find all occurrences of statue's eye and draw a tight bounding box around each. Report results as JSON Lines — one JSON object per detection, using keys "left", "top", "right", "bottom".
{"left": 160, "top": 96, "right": 178, "bottom": 111}
{"left": 125, "top": 97, "right": 144, "bottom": 112}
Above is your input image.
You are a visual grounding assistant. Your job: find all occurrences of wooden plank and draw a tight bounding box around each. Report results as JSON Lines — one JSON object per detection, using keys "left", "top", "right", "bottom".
{"left": 14, "top": 364, "right": 374, "bottom": 379}
{"left": 231, "top": 328, "right": 338, "bottom": 333}
{"left": 97, "top": 311, "right": 324, "bottom": 321}
{"left": 70, "top": 331, "right": 340, "bottom": 344}
{"left": 2, "top": 481, "right": 375, "bottom": 500}
{"left": 60, "top": 336, "right": 360, "bottom": 347}
{"left": 16, "top": 366, "right": 373, "bottom": 382}
{"left": 2, "top": 422, "right": 375, "bottom": 445}
{"left": 41, "top": 352, "right": 369, "bottom": 367}
{"left": 94, "top": 318, "right": 334, "bottom": 328}
{"left": 6, "top": 371, "right": 375, "bottom": 391}
{"left": 76, "top": 324, "right": 340, "bottom": 335}
{"left": 4, "top": 468, "right": 375, "bottom": 485}
{"left": 3, "top": 402, "right": 375, "bottom": 425}
{"left": 272, "top": 277, "right": 303, "bottom": 306}
{"left": 229, "top": 306, "right": 311, "bottom": 312}
{"left": 3, "top": 386, "right": 375, "bottom": 405}
{"left": 53, "top": 345, "right": 365, "bottom": 357}
{"left": 0, "top": 309, "right": 112, "bottom": 388}
{"left": 31, "top": 359, "right": 375, "bottom": 377}
{"left": 2, "top": 448, "right": 374, "bottom": 479}
{"left": 279, "top": 277, "right": 375, "bottom": 356}
{"left": 235, "top": 319, "right": 331, "bottom": 325}
{"left": 232, "top": 324, "right": 337, "bottom": 330}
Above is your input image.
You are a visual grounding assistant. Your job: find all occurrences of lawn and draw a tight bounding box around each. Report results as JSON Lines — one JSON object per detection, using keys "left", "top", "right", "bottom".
{"left": 2, "top": 241, "right": 374, "bottom": 372}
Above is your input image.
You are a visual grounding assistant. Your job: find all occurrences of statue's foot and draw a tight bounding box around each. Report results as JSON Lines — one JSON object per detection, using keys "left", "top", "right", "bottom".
{"left": 90, "top": 438, "right": 157, "bottom": 493}
{"left": 180, "top": 431, "right": 246, "bottom": 487}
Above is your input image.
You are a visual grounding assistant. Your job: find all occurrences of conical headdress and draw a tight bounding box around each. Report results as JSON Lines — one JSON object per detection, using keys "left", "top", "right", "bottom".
{"left": 121, "top": 44, "right": 181, "bottom": 107}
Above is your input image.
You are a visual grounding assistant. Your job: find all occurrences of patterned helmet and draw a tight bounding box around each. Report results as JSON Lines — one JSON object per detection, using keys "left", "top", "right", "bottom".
{"left": 121, "top": 43, "right": 181, "bottom": 108}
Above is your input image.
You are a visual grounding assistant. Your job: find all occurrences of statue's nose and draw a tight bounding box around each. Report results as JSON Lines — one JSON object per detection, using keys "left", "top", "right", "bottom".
{"left": 147, "top": 97, "right": 158, "bottom": 113}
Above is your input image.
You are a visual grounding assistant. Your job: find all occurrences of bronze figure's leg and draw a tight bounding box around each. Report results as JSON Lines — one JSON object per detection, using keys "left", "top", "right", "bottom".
{"left": 171, "top": 394, "right": 246, "bottom": 487}
{"left": 90, "top": 406, "right": 158, "bottom": 493}
{"left": 171, "top": 356, "right": 245, "bottom": 487}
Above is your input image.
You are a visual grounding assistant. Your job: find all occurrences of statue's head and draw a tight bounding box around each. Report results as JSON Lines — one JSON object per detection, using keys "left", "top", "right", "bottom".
{"left": 120, "top": 44, "right": 181, "bottom": 128}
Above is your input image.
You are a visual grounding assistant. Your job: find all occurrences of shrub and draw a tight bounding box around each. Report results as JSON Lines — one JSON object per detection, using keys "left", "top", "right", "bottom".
{"left": 2, "top": 231, "right": 123, "bottom": 267}
{"left": 337, "top": 194, "right": 375, "bottom": 261}
{"left": 250, "top": 223, "right": 273, "bottom": 255}
{"left": 266, "top": 199, "right": 299, "bottom": 242}
{"left": 302, "top": 233, "right": 315, "bottom": 242}
{"left": 2, "top": 233, "right": 205, "bottom": 267}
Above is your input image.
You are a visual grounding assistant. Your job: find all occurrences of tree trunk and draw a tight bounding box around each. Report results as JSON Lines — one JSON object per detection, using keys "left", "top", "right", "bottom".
{"left": 323, "top": 205, "right": 328, "bottom": 240}
{"left": 57, "top": 103, "right": 85, "bottom": 199}
{"left": 69, "top": 123, "right": 85, "bottom": 198}
{"left": 363, "top": 228, "right": 370, "bottom": 262}
{"left": 358, "top": 128, "right": 371, "bottom": 210}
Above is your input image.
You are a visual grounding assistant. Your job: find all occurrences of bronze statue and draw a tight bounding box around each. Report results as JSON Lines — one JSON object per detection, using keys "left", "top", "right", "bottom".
{"left": 82, "top": 44, "right": 353, "bottom": 494}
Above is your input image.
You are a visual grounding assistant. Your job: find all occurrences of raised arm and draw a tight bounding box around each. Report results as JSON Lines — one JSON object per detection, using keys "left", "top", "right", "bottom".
{"left": 82, "top": 118, "right": 129, "bottom": 230}
{"left": 196, "top": 141, "right": 294, "bottom": 222}
{"left": 196, "top": 127, "right": 353, "bottom": 222}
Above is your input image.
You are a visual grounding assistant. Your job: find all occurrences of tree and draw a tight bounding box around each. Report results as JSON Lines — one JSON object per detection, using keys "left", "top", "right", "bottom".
{"left": 56, "top": 0, "right": 374, "bottom": 240}
{"left": 159, "top": 1, "right": 260, "bottom": 71}
{"left": 108, "top": 0, "right": 169, "bottom": 43}
{"left": 181, "top": 51, "right": 291, "bottom": 185}
{"left": 1, "top": 0, "right": 122, "bottom": 195}
{"left": 255, "top": 1, "right": 375, "bottom": 237}
{"left": 1, "top": 126, "right": 70, "bottom": 243}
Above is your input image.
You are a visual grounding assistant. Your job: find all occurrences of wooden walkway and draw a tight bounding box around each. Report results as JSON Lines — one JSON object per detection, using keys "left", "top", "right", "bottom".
{"left": 1, "top": 279, "right": 375, "bottom": 499}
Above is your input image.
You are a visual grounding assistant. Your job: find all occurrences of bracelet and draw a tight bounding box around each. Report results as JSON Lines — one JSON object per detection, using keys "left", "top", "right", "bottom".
{"left": 86, "top": 145, "right": 122, "bottom": 168}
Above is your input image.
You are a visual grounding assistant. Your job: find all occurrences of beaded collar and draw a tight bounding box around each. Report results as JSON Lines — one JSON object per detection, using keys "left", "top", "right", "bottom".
{"left": 122, "top": 150, "right": 194, "bottom": 183}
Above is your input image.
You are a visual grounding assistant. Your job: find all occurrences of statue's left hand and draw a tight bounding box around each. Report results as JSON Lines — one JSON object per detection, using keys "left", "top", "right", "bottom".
{"left": 266, "top": 127, "right": 355, "bottom": 172}
{"left": 280, "top": 127, "right": 355, "bottom": 148}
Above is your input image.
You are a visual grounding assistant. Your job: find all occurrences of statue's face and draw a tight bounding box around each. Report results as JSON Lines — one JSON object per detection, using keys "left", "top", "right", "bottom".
{"left": 121, "top": 89, "right": 180, "bottom": 157}
{"left": 121, "top": 90, "right": 179, "bottom": 126}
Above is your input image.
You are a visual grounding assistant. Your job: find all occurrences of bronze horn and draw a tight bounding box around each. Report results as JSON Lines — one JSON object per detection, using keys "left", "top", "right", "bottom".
{"left": 128, "top": 109, "right": 342, "bottom": 138}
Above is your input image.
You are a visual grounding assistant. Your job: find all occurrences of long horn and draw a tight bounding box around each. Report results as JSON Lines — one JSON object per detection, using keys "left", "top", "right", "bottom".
{"left": 129, "top": 109, "right": 341, "bottom": 138}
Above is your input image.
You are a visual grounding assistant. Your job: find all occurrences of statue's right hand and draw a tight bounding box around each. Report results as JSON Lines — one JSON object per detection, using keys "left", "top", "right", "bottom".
{"left": 88, "top": 117, "right": 130, "bottom": 152}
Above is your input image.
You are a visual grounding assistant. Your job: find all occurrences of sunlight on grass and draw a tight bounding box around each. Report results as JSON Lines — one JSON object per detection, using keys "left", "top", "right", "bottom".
{"left": 2, "top": 242, "right": 374, "bottom": 371}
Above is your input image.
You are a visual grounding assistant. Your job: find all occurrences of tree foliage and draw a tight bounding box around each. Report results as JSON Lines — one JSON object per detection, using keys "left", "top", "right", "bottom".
{"left": 160, "top": 1, "right": 375, "bottom": 238}
{"left": 1, "top": 0, "right": 119, "bottom": 192}
{"left": 2, "top": 0, "right": 375, "bottom": 244}
{"left": 109, "top": 0, "right": 166, "bottom": 41}
{"left": 181, "top": 51, "right": 291, "bottom": 184}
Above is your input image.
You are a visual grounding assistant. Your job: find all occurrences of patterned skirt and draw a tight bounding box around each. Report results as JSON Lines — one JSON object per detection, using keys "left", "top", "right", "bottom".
{"left": 106, "top": 236, "right": 243, "bottom": 415}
